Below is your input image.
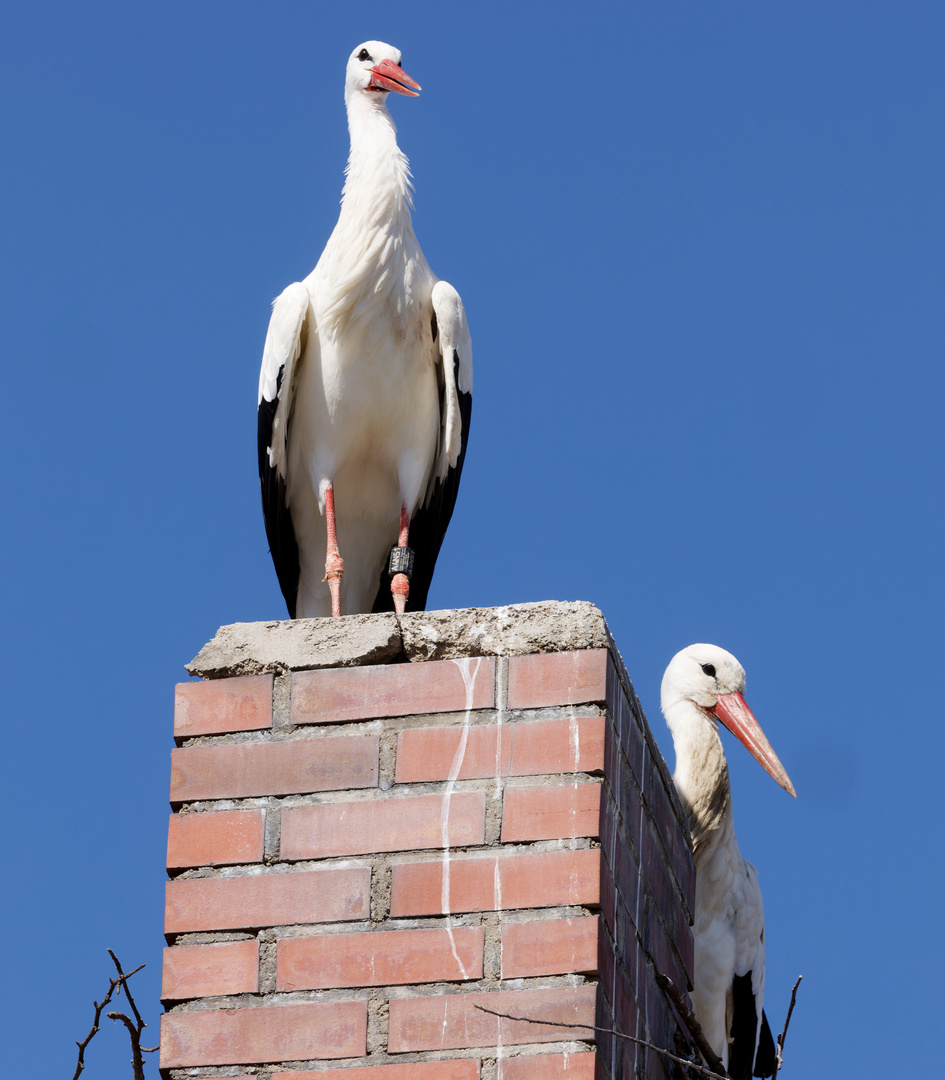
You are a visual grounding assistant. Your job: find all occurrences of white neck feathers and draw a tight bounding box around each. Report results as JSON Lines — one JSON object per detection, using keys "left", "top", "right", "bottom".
{"left": 665, "top": 700, "right": 733, "bottom": 856}
{"left": 317, "top": 92, "right": 420, "bottom": 336}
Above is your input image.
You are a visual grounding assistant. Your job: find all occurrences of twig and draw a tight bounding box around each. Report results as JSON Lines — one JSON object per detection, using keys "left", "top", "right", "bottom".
{"left": 655, "top": 973, "right": 728, "bottom": 1078}
{"left": 108, "top": 951, "right": 147, "bottom": 1025}
{"left": 473, "top": 1004, "right": 729, "bottom": 1080}
{"left": 73, "top": 980, "right": 120, "bottom": 1080}
{"left": 106, "top": 950, "right": 157, "bottom": 1080}
{"left": 72, "top": 950, "right": 157, "bottom": 1080}
{"left": 775, "top": 976, "right": 802, "bottom": 1073}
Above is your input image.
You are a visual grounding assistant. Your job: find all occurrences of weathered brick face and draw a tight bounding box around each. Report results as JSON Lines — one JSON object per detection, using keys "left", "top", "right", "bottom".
{"left": 161, "top": 604, "right": 695, "bottom": 1080}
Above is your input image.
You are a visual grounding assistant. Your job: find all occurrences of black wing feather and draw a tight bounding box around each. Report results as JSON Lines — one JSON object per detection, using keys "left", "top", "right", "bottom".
{"left": 753, "top": 1010, "right": 776, "bottom": 1077}
{"left": 258, "top": 366, "right": 300, "bottom": 618}
{"left": 729, "top": 972, "right": 775, "bottom": 1080}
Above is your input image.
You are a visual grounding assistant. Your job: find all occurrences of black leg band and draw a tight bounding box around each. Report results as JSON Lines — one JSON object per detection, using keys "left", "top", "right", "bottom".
{"left": 388, "top": 545, "right": 415, "bottom": 579}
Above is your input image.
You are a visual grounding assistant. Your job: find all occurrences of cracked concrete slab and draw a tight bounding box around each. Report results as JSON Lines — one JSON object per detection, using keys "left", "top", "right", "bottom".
{"left": 399, "top": 600, "right": 612, "bottom": 662}
{"left": 186, "top": 601, "right": 614, "bottom": 678}
{"left": 186, "top": 614, "right": 403, "bottom": 678}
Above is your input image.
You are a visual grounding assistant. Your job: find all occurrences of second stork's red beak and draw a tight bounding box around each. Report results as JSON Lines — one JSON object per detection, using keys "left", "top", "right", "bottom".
{"left": 710, "top": 692, "right": 797, "bottom": 797}
{"left": 369, "top": 59, "right": 421, "bottom": 97}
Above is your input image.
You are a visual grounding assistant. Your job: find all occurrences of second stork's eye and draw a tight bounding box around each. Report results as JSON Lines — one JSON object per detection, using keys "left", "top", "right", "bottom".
{"left": 701, "top": 663, "right": 717, "bottom": 678}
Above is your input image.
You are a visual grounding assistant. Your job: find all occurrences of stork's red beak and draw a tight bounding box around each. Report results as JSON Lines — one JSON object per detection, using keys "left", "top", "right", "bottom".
{"left": 710, "top": 692, "right": 797, "bottom": 797}
{"left": 369, "top": 59, "right": 421, "bottom": 97}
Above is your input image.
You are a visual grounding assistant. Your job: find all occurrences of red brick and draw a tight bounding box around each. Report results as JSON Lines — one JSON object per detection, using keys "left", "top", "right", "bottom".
{"left": 396, "top": 716, "right": 604, "bottom": 783}
{"left": 605, "top": 660, "right": 649, "bottom": 790}
{"left": 282, "top": 791, "right": 485, "bottom": 860}
{"left": 292, "top": 657, "right": 495, "bottom": 724}
{"left": 510, "top": 715, "right": 605, "bottom": 774}
{"left": 277, "top": 927, "right": 484, "bottom": 990}
{"left": 167, "top": 809, "right": 265, "bottom": 869}
{"left": 672, "top": 900, "right": 695, "bottom": 988}
{"left": 501, "top": 783, "right": 601, "bottom": 842}
{"left": 644, "top": 903, "right": 691, "bottom": 1003}
{"left": 497, "top": 1052, "right": 596, "bottom": 1079}
{"left": 597, "top": 926, "right": 643, "bottom": 1043}
{"left": 387, "top": 985, "right": 597, "bottom": 1052}
{"left": 639, "top": 816, "right": 686, "bottom": 943}
{"left": 175, "top": 676, "right": 272, "bottom": 737}
{"left": 161, "top": 940, "right": 258, "bottom": 1000}
{"left": 390, "top": 849, "right": 600, "bottom": 916}
{"left": 396, "top": 723, "right": 511, "bottom": 782}
{"left": 644, "top": 1049, "right": 670, "bottom": 1080}
{"left": 606, "top": 731, "right": 644, "bottom": 847}
{"left": 599, "top": 796, "right": 643, "bottom": 941}
{"left": 507, "top": 650, "right": 608, "bottom": 709}
{"left": 272, "top": 1063, "right": 479, "bottom": 1080}
{"left": 600, "top": 864, "right": 616, "bottom": 937}
{"left": 647, "top": 768, "right": 696, "bottom": 914}
{"left": 165, "top": 867, "right": 369, "bottom": 934}
{"left": 501, "top": 917, "right": 598, "bottom": 978}
{"left": 170, "top": 735, "right": 378, "bottom": 802}
{"left": 159, "top": 1000, "right": 366, "bottom": 1067}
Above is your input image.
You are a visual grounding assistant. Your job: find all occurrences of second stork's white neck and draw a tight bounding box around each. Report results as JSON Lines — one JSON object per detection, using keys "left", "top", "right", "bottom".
{"left": 665, "top": 699, "right": 733, "bottom": 857}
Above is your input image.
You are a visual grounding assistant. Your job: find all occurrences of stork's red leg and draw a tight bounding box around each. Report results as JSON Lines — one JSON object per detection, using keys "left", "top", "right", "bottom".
{"left": 322, "top": 482, "right": 344, "bottom": 617}
{"left": 390, "top": 505, "right": 411, "bottom": 615}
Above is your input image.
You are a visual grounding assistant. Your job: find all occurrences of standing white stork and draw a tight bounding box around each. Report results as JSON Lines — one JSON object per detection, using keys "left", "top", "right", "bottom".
{"left": 258, "top": 41, "right": 472, "bottom": 618}
{"left": 660, "top": 644, "right": 796, "bottom": 1080}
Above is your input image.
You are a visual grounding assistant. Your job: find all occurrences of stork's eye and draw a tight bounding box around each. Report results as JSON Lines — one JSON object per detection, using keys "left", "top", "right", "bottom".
{"left": 358, "top": 48, "right": 372, "bottom": 62}
{"left": 701, "top": 663, "right": 717, "bottom": 678}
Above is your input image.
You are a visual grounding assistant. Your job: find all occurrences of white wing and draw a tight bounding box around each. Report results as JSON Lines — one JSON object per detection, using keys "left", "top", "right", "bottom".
{"left": 430, "top": 279, "right": 472, "bottom": 483}
{"left": 257, "top": 281, "right": 311, "bottom": 616}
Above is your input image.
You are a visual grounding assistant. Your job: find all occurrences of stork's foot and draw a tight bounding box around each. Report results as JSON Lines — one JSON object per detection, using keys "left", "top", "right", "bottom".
{"left": 388, "top": 544, "right": 415, "bottom": 615}
{"left": 391, "top": 573, "right": 409, "bottom": 614}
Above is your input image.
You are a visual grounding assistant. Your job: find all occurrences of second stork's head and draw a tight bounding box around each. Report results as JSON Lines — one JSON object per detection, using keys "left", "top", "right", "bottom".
{"left": 661, "top": 643, "right": 796, "bottom": 797}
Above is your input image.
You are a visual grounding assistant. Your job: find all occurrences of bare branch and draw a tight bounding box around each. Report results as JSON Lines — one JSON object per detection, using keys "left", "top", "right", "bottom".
{"left": 655, "top": 973, "right": 728, "bottom": 1079}
{"left": 106, "top": 1012, "right": 148, "bottom": 1080}
{"left": 72, "top": 951, "right": 154, "bottom": 1080}
{"left": 473, "top": 1003, "right": 729, "bottom": 1080}
{"left": 775, "top": 976, "right": 802, "bottom": 1074}
{"left": 72, "top": 979, "right": 120, "bottom": 1080}
{"left": 108, "top": 950, "right": 147, "bottom": 1029}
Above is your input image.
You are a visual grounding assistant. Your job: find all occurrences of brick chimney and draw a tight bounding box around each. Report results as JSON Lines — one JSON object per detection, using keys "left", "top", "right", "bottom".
{"left": 160, "top": 602, "right": 695, "bottom": 1080}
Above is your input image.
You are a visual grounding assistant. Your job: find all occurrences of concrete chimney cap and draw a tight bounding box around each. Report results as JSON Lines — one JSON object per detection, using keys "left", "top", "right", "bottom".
{"left": 186, "top": 600, "right": 614, "bottom": 680}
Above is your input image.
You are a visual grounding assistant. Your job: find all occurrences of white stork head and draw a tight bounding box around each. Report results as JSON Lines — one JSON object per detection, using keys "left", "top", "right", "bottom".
{"left": 662, "top": 643, "right": 796, "bottom": 797}
{"left": 345, "top": 41, "right": 421, "bottom": 103}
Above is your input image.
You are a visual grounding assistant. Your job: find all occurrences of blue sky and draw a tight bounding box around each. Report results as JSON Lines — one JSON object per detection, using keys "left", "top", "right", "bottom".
{"left": 2, "top": 2, "right": 943, "bottom": 1075}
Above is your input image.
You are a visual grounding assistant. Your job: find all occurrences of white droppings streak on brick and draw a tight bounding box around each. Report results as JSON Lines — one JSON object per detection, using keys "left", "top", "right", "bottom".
{"left": 495, "top": 986, "right": 505, "bottom": 1069}
{"left": 440, "top": 995, "right": 449, "bottom": 1048}
{"left": 494, "top": 658, "right": 506, "bottom": 803}
{"left": 440, "top": 656, "right": 483, "bottom": 980}
{"left": 567, "top": 701, "right": 582, "bottom": 838}
{"left": 493, "top": 849, "right": 504, "bottom": 1067}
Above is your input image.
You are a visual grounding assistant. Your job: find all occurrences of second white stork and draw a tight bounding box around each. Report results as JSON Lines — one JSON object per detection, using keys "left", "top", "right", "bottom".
{"left": 258, "top": 41, "right": 472, "bottom": 618}
{"left": 660, "top": 644, "right": 796, "bottom": 1080}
